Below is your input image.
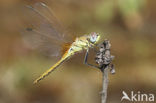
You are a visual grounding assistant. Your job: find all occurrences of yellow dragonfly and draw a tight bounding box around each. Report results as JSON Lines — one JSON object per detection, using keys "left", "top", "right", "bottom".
{"left": 22, "top": 2, "right": 101, "bottom": 84}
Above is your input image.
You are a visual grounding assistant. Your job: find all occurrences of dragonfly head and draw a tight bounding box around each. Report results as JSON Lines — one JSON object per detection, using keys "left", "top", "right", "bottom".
{"left": 89, "top": 32, "right": 100, "bottom": 44}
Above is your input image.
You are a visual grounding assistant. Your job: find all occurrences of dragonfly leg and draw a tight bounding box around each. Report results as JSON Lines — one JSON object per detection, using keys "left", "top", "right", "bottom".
{"left": 84, "top": 49, "right": 99, "bottom": 69}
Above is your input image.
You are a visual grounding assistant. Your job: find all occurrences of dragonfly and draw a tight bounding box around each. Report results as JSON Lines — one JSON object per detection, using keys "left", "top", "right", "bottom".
{"left": 22, "top": 2, "right": 101, "bottom": 84}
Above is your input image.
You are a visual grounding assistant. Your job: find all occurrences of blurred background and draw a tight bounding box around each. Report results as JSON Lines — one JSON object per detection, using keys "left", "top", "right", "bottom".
{"left": 0, "top": 0, "right": 156, "bottom": 103}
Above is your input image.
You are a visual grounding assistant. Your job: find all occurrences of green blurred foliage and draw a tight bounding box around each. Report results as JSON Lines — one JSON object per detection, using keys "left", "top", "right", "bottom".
{"left": 95, "top": 0, "right": 115, "bottom": 23}
{"left": 118, "top": 0, "right": 146, "bottom": 16}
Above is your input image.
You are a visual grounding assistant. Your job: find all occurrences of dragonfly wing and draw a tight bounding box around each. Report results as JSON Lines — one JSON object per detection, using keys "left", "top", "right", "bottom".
{"left": 24, "top": 2, "right": 74, "bottom": 43}
{"left": 21, "top": 27, "right": 63, "bottom": 58}
{"left": 21, "top": 2, "right": 74, "bottom": 58}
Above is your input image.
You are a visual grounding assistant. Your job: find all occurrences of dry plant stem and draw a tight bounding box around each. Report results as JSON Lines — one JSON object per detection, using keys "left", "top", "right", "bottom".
{"left": 84, "top": 40, "right": 115, "bottom": 103}
{"left": 98, "top": 40, "right": 114, "bottom": 103}
{"left": 101, "top": 67, "right": 109, "bottom": 103}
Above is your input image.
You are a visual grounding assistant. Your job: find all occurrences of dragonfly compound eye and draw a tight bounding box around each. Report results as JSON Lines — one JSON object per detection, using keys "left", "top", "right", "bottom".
{"left": 90, "top": 32, "right": 100, "bottom": 43}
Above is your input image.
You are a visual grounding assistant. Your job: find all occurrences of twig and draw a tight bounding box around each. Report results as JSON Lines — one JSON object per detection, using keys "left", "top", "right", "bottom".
{"left": 95, "top": 40, "right": 115, "bottom": 103}
{"left": 84, "top": 39, "right": 115, "bottom": 103}
{"left": 101, "top": 67, "right": 109, "bottom": 103}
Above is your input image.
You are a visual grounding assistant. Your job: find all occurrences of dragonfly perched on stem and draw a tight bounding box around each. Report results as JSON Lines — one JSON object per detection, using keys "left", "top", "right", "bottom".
{"left": 21, "top": 2, "right": 101, "bottom": 84}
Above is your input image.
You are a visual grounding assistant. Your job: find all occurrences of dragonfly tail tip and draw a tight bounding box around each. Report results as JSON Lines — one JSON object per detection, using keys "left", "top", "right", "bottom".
{"left": 33, "top": 80, "right": 39, "bottom": 85}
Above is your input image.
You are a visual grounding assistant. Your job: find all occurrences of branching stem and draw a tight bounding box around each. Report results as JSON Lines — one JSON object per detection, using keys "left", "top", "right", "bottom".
{"left": 84, "top": 40, "right": 115, "bottom": 103}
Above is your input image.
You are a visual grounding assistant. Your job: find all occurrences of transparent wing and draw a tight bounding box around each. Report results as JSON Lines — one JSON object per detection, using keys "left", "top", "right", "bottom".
{"left": 28, "top": 2, "right": 70, "bottom": 42}
{"left": 21, "top": 2, "right": 74, "bottom": 58}
{"left": 21, "top": 27, "right": 63, "bottom": 58}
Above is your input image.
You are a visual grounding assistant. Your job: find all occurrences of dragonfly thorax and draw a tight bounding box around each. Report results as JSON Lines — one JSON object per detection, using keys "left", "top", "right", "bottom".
{"left": 67, "top": 33, "right": 100, "bottom": 55}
